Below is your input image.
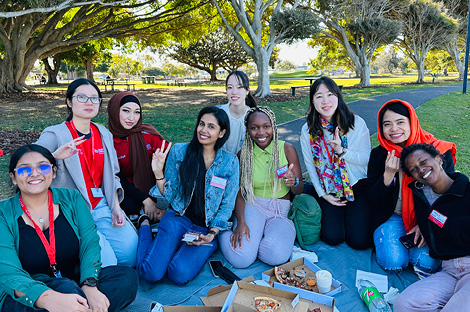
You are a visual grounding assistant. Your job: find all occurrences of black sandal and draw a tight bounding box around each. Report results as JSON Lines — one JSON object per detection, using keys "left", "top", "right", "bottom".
{"left": 137, "top": 214, "right": 151, "bottom": 228}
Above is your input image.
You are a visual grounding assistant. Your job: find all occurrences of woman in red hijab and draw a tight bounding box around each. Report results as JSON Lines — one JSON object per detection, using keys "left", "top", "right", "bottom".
{"left": 108, "top": 92, "right": 168, "bottom": 221}
{"left": 367, "top": 99, "right": 456, "bottom": 276}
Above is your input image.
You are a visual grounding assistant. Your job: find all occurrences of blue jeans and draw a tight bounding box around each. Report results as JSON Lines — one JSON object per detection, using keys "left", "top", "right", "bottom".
{"left": 2, "top": 266, "right": 138, "bottom": 312}
{"left": 136, "top": 209, "right": 218, "bottom": 285}
{"left": 374, "top": 214, "right": 441, "bottom": 273}
{"left": 92, "top": 197, "right": 138, "bottom": 267}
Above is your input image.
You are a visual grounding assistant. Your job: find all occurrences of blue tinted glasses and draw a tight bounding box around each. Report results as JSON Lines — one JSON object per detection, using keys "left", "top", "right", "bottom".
{"left": 14, "top": 164, "right": 52, "bottom": 177}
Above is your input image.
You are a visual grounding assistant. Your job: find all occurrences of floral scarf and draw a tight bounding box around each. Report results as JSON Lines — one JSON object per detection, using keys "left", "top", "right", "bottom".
{"left": 309, "top": 117, "right": 354, "bottom": 201}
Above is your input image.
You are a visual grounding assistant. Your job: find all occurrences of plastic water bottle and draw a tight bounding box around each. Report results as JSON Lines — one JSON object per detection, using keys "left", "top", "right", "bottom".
{"left": 357, "top": 279, "right": 392, "bottom": 312}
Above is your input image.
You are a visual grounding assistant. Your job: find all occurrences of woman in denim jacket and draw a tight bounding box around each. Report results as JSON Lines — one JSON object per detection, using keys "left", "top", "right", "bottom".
{"left": 136, "top": 106, "right": 239, "bottom": 285}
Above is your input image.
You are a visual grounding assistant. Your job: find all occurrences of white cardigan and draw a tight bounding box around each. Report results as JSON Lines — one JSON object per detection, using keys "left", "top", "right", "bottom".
{"left": 300, "top": 115, "right": 371, "bottom": 198}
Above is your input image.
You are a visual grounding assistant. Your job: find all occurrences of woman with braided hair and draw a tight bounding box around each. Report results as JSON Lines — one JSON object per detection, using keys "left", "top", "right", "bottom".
{"left": 219, "top": 106, "right": 304, "bottom": 268}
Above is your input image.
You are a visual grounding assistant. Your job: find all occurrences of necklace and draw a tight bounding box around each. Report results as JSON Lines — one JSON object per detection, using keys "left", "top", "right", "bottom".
{"left": 39, "top": 217, "right": 45, "bottom": 223}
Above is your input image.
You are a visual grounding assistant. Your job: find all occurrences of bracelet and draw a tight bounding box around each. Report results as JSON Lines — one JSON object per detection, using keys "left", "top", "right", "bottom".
{"left": 207, "top": 230, "right": 219, "bottom": 237}
{"left": 156, "top": 176, "right": 165, "bottom": 181}
{"left": 293, "top": 176, "right": 299, "bottom": 187}
{"left": 337, "top": 148, "right": 347, "bottom": 157}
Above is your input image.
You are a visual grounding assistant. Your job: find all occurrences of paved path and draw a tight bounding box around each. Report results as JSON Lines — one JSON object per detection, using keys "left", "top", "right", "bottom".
{"left": 277, "top": 84, "right": 461, "bottom": 173}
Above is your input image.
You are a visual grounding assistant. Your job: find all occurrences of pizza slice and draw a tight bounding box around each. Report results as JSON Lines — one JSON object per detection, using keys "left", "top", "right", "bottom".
{"left": 254, "top": 296, "right": 281, "bottom": 312}
{"left": 274, "top": 266, "right": 317, "bottom": 291}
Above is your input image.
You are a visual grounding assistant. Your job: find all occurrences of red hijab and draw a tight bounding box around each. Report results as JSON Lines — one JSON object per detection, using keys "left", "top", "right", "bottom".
{"left": 107, "top": 92, "right": 164, "bottom": 194}
{"left": 377, "top": 99, "right": 456, "bottom": 232}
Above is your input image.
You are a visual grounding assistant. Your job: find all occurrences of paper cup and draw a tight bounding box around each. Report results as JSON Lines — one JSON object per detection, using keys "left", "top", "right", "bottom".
{"left": 316, "top": 270, "right": 333, "bottom": 294}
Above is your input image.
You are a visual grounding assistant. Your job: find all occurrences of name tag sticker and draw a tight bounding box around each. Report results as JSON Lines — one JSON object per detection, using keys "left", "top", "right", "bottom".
{"left": 91, "top": 188, "right": 104, "bottom": 198}
{"left": 276, "top": 165, "right": 288, "bottom": 178}
{"left": 429, "top": 209, "right": 447, "bottom": 228}
{"left": 210, "top": 176, "right": 227, "bottom": 189}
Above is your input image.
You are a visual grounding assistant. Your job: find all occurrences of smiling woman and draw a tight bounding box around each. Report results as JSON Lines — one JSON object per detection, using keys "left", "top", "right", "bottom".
{"left": 0, "top": 144, "right": 137, "bottom": 312}
{"left": 300, "top": 76, "right": 372, "bottom": 250}
{"left": 367, "top": 99, "right": 457, "bottom": 276}
{"left": 107, "top": 92, "right": 168, "bottom": 221}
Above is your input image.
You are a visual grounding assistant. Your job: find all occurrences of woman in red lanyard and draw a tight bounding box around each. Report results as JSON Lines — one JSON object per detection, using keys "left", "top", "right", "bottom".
{"left": 0, "top": 144, "right": 137, "bottom": 312}
{"left": 36, "top": 78, "right": 138, "bottom": 267}
{"left": 107, "top": 92, "right": 168, "bottom": 222}
{"left": 300, "top": 76, "right": 372, "bottom": 249}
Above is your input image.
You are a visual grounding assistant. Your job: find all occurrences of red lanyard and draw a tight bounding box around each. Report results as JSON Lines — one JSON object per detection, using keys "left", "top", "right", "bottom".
{"left": 66, "top": 120, "right": 99, "bottom": 188}
{"left": 321, "top": 135, "right": 333, "bottom": 163}
{"left": 19, "top": 191, "right": 60, "bottom": 277}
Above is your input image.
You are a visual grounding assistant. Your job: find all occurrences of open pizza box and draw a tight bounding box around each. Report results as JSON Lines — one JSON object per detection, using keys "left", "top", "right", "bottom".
{"left": 261, "top": 257, "right": 341, "bottom": 304}
{"left": 202, "top": 280, "right": 309, "bottom": 312}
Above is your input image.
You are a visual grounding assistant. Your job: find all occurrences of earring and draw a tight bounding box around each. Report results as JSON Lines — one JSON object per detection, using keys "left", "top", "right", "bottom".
{"left": 414, "top": 180, "right": 424, "bottom": 190}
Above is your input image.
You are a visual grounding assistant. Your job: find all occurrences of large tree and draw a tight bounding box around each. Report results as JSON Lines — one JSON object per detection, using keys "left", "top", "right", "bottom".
{"left": 213, "top": 1, "right": 321, "bottom": 97}
{"left": 0, "top": 0, "right": 208, "bottom": 93}
{"left": 313, "top": 0, "right": 402, "bottom": 86}
{"left": 441, "top": 0, "right": 468, "bottom": 79}
{"left": 397, "top": 0, "right": 457, "bottom": 83}
{"left": 166, "top": 30, "right": 250, "bottom": 81}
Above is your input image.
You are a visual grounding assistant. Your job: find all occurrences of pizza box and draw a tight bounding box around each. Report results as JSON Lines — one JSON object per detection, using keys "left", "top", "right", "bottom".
{"left": 201, "top": 281, "right": 333, "bottom": 312}
{"left": 205, "top": 281, "right": 309, "bottom": 312}
{"left": 261, "top": 258, "right": 342, "bottom": 301}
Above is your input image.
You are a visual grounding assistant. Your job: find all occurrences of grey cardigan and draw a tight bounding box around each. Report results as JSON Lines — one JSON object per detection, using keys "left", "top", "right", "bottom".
{"left": 36, "top": 121, "right": 123, "bottom": 210}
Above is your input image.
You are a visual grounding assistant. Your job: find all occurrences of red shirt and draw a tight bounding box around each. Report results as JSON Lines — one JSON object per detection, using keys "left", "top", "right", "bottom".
{"left": 113, "top": 131, "right": 166, "bottom": 184}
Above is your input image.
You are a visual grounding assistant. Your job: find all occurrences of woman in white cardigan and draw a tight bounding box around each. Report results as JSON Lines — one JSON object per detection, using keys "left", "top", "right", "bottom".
{"left": 300, "top": 76, "right": 372, "bottom": 249}
{"left": 36, "top": 78, "right": 138, "bottom": 267}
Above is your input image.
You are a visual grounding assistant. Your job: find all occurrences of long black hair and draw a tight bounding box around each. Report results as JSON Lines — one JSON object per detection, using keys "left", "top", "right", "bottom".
{"left": 307, "top": 76, "right": 355, "bottom": 137}
{"left": 226, "top": 71, "right": 257, "bottom": 108}
{"left": 65, "top": 78, "right": 102, "bottom": 121}
{"left": 179, "top": 106, "right": 230, "bottom": 214}
{"left": 10, "top": 144, "right": 57, "bottom": 193}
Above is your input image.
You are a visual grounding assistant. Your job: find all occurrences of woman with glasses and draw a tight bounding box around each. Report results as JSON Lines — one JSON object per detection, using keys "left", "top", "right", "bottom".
{"left": 36, "top": 78, "right": 138, "bottom": 267}
{"left": 0, "top": 144, "right": 137, "bottom": 312}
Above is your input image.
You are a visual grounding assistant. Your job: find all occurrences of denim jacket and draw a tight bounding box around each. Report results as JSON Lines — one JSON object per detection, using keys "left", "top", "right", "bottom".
{"left": 150, "top": 143, "right": 239, "bottom": 231}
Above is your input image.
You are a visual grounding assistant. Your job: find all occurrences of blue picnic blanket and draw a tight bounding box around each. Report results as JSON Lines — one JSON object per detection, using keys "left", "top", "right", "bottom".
{"left": 124, "top": 241, "right": 419, "bottom": 311}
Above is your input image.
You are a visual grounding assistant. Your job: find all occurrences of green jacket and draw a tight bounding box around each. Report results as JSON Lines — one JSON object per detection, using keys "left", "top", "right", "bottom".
{"left": 0, "top": 188, "right": 101, "bottom": 310}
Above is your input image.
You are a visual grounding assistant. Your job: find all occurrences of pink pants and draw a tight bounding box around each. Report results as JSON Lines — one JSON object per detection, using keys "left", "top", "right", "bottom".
{"left": 394, "top": 256, "right": 470, "bottom": 312}
{"left": 219, "top": 196, "right": 295, "bottom": 268}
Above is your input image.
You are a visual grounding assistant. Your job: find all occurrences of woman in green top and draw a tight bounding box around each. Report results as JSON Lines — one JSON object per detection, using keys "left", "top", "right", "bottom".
{"left": 0, "top": 144, "right": 137, "bottom": 312}
{"left": 219, "top": 106, "right": 304, "bottom": 268}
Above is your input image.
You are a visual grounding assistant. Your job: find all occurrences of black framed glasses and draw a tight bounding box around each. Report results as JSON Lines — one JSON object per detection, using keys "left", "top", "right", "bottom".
{"left": 73, "top": 94, "right": 102, "bottom": 104}
{"left": 14, "top": 164, "right": 52, "bottom": 177}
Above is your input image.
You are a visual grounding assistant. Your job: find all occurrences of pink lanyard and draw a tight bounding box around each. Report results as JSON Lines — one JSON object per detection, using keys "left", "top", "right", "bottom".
{"left": 321, "top": 135, "right": 333, "bottom": 163}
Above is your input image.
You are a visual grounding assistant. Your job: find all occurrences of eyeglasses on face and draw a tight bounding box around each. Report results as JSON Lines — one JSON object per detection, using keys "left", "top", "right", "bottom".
{"left": 14, "top": 164, "right": 53, "bottom": 177}
{"left": 73, "top": 94, "right": 102, "bottom": 104}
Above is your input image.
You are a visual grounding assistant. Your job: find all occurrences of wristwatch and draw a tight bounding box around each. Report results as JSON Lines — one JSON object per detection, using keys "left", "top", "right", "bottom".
{"left": 80, "top": 277, "right": 98, "bottom": 287}
{"left": 337, "top": 148, "right": 347, "bottom": 157}
{"left": 207, "top": 230, "right": 219, "bottom": 237}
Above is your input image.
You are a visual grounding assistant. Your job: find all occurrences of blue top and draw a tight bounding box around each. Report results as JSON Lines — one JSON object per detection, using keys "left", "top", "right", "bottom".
{"left": 150, "top": 143, "right": 239, "bottom": 231}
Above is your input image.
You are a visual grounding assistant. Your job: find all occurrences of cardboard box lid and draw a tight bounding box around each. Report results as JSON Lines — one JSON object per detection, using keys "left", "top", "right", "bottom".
{"left": 220, "top": 281, "right": 309, "bottom": 312}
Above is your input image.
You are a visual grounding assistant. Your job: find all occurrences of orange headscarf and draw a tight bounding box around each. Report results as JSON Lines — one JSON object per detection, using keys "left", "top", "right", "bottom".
{"left": 377, "top": 99, "right": 456, "bottom": 232}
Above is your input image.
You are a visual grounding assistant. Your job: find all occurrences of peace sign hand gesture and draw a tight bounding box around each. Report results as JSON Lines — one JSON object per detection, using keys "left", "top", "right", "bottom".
{"left": 152, "top": 141, "right": 172, "bottom": 178}
{"left": 329, "top": 127, "right": 343, "bottom": 154}
{"left": 53, "top": 136, "right": 86, "bottom": 160}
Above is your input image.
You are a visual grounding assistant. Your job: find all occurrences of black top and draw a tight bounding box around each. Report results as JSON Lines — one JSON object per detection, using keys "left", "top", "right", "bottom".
{"left": 18, "top": 210, "right": 80, "bottom": 282}
{"left": 184, "top": 196, "right": 207, "bottom": 228}
{"left": 411, "top": 172, "right": 470, "bottom": 260}
{"left": 367, "top": 145, "right": 455, "bottom": 230}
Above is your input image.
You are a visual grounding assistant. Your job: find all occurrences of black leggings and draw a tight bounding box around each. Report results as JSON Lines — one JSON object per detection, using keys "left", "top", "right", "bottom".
{"left": 2, "top": 266, "right": 138, "bottom": 312}
{"left": 305, "top": 178, "right": 373, "bottom": 250}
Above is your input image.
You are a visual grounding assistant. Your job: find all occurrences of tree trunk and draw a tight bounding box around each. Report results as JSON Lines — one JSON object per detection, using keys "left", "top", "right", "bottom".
{"left": 358, "top": 64, "right": 371, "bottom": 86}
{"left": 85, "top": 56, "right": 95, "bottom": 82}
{"left": 254, "top": 48, "right": 271, "bottom": 98}
{"left": 42, "top": 57, "right": 60, "bottom": 84}
{"left": 445, "top": 43, "right": 464, "bottom": 80}
{"left": 209, "top": 67, "right": 218, "bottom": 81}
{"left": 416, "top": 58, "right": 425, "bottom": 83}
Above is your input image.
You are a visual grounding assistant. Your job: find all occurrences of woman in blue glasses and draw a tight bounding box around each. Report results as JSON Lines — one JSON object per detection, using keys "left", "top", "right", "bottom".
{"left": 36, "top": 78, "right": 138, "bottom": 267}
{"left": 0, "top": 144, "right": 137, "bottom": 312}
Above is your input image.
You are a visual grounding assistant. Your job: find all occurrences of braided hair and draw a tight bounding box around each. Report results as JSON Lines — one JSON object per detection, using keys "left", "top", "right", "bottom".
{"left": 240, "top": 106, "right": 281, "bottom": 203}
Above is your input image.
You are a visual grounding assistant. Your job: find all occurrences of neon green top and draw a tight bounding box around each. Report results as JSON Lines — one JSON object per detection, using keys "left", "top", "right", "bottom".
{"left": 253, "top": 140, "right": 289, "bottom": 198}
